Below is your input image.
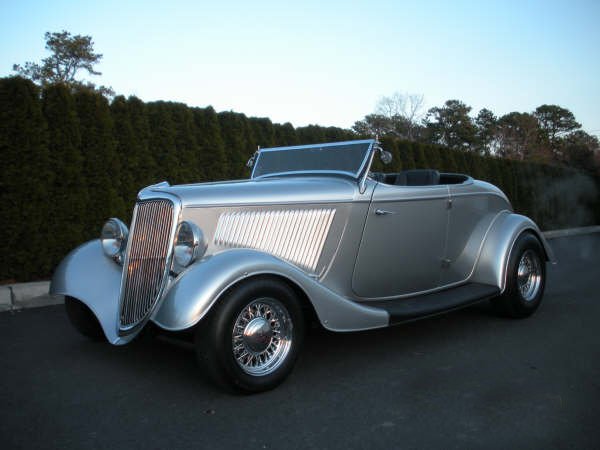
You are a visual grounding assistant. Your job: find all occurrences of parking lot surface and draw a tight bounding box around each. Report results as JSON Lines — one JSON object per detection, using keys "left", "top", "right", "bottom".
{"left": 1, "top": 234, "right": 599, "bottom": 449}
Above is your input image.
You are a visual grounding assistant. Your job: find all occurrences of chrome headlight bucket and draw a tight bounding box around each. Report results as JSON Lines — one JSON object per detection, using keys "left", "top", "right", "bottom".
{"left": 173, "top": 221, "right": 207, "bottom": 271}
{"left": 100, "top": 218, "right": 128, "bottom": 264}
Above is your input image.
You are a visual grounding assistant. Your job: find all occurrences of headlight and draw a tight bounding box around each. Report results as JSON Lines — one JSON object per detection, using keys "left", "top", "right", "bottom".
{"left": 100, "top": 218, "right": 128, "bottom": 263}
{"left": 173, "top": 221, "right": 206, "bottom": 269}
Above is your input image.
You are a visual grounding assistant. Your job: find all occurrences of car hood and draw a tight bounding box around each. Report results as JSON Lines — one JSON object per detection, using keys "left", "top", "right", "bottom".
{"left": 139, "top": 175, "right": 362, "bottom": 207}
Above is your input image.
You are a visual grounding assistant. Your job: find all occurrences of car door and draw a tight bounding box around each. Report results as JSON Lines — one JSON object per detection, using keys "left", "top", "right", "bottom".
{"left": 352, "top": 183, "right": 449, "bottom": 298}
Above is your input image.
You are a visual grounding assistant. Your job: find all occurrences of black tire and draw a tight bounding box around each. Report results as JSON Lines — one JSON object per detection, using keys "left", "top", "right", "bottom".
{"left": 65, "top": 296, "right": 106, "bottom": 341}
{"left": 194, "top": 277, "right": 305, "bottom": 394}
{"left": 491, "top": 232, "right": 546, "bottom": 318}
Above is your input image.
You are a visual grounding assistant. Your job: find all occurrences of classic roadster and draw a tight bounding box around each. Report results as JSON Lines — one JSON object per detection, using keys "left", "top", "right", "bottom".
{"left": 51, "top": 139, "right": 554, "bottom": 393}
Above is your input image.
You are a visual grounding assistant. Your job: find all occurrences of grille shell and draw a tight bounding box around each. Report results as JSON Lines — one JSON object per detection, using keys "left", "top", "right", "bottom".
{"left": 119, "top": 199, "right": 176, "bottom": 331}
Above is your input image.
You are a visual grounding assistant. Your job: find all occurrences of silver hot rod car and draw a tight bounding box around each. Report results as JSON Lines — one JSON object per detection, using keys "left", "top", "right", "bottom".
{"left": 51, "top": 139, "right": 554, "bottom": 393}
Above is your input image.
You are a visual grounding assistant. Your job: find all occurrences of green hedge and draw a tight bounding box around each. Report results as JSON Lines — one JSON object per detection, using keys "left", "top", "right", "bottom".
{"left": 1, "top": 77, "right": 598, "bottom": 281}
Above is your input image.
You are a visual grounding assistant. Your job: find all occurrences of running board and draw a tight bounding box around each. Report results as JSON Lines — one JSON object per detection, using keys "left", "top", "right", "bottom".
{"left": 366, "top": 283, "right": 500, "bottom": 325}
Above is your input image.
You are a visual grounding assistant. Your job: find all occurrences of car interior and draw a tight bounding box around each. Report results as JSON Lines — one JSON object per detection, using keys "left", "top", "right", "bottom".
{"left": 370, "top": 169, "right": 469, "bottom": 186}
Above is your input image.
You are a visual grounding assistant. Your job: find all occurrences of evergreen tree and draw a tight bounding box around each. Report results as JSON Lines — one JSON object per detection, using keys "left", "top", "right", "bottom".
{"left": 74, "top": 88, "right": 124, "bottom": 231}
{"left": 126, "top": 96, "right": 156, "bottom": 190}
{"left": 438, "top": 146, "right": 458, "bottom": 173}
{"left": 273, "top": 122, "right": 298, "bottom": 146}
{"left": 110, "top": 95, "right": 138, "bottom": 209}
{"left": 168, "top": 103, "right": 200, "bottom": 183}
{"left": 146, "top": 102, "right": 179, "bottom": 182}
{"left": 0, "top": 77, "right": 50, "bottom": 280}
{"left": 218, "top": 111, "right": 256, "bottom": 179}
{"left": 398, "top": 141, "right": 416, "bottom": 170}
{"left": 424, "top": 145, "right": 443, "bottom": 171}
{"left": 192, "top": 106, "right": 228, "bottom": 181}
{"left": 249, "top": 117, "right": 275, "bottom": 149}
{"left": 378, "top": 136, "right": 402, "bottom": 173}
{"left": 320, "top": 126, "right": 356, "bottom": 142}
{"left": 452, "top": 149, "right": 468, "bottom": 173}
{"left": 412, "top": 143, "right": 429, "bottom": 168}
{"left": 296, "top": 125, "right": 325, "bottom": 144}
{"left": 42, "top": 83, "right": 88, "bottom": 265}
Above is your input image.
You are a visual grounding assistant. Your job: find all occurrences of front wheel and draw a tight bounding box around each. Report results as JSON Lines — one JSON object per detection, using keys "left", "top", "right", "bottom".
{"left": 195, "top": 278, "right": 305, "bottom": 394}
{"left": 491, "top": 233, "right": 546, "bottom": 318}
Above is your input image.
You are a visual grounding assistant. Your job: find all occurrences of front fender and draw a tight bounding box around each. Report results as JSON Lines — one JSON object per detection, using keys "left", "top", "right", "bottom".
{"left": 50, "top": 240, "right": 135, "bottom": 345}
{"left": 152, "top": 248, "right": 389, "bottom": 332}
{"left": 471, "top": 211, "right": 556, "bottom": 292}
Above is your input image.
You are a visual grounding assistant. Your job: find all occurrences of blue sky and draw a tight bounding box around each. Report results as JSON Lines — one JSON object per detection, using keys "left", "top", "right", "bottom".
{"left": 1, "top": 0, "right": 598, "bottom": 136}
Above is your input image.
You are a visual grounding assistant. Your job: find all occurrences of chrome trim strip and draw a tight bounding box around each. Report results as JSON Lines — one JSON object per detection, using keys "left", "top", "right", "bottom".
{"left": 214, "top": 208, "right": 337, "bottom": 273}
{"left": 185, "top": 199, "right": 370, "bottom": 208}
{"left": 256, "top": 139, "right": 375, "bottom": 153}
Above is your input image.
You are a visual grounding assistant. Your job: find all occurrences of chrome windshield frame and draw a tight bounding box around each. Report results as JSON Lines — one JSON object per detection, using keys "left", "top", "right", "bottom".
{"left": 251, "top": 139, "right": 376, "bottom": 181}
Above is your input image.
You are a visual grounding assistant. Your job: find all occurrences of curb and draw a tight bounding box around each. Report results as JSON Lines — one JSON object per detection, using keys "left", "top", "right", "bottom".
{"left": 542, "top": 225, "right": 600, "bottom": 240}
{"left": 0, "top": 281, "right": 61, "bottom": 313}
{"left": 1, "top": 225, "right": 599, "bottom": 313}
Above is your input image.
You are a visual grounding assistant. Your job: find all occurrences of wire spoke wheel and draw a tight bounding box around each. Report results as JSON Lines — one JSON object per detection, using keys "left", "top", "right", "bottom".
{"left": 517, "top": 249, "right": 543, "bottom": 302}
{"left": 232, "top": 297, "right": 293, "bottom": 376}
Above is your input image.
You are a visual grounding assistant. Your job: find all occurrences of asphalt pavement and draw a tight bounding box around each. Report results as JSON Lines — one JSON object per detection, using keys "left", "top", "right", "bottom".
{"left": 1, "top": 234, "right": 599, "bottom": 449}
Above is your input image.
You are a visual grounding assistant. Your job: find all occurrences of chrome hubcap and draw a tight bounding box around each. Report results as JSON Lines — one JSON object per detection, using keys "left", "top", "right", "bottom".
{"left": 517, "top": 250, "right": 542, "bottom": 302}
{"left": 232, "top": 298, "right": 292, "bottom": 376}
{"left": 243, "top": 317, "right": 273, "bottom": 353}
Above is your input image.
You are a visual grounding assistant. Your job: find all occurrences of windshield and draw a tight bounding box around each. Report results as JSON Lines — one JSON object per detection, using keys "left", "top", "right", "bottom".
{"left": 251, "top": 140, "right": 374, "bottom": 179}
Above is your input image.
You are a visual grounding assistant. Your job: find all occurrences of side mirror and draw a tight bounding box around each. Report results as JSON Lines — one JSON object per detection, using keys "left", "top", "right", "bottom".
{"left": 380, "top": 150, "right": 393, "bottom": 165}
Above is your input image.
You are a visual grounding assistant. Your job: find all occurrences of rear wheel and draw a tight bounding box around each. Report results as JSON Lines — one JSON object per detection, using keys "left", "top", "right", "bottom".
{"left": 491, "top": 233, "right": 546, "bottom": 318}
{"left": 195, "top": 278, "right": 304, "bottom": 394}
{"left": 65, "top": 296, "right": 106, "bottom": 341}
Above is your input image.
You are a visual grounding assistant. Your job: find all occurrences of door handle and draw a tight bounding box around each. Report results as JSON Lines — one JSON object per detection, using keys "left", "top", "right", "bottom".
{"left": 375, "top": 209, "right": 395, "bottom": 216}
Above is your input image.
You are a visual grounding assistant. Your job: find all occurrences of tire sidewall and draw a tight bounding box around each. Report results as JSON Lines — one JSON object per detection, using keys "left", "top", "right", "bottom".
{"left": 200, "top": 278, "right": 305, "bottom": 393}
{"left": 504, "top": 233, "right": 546, "bottom": 315}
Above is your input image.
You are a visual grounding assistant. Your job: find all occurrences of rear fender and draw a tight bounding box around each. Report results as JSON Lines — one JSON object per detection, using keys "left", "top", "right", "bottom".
{"left": 471, "top": 211, "right": 555, "bottom": 292}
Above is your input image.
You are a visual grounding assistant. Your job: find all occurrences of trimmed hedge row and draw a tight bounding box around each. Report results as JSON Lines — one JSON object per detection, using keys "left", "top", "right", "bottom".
{"left": 1, "top": 77, "right": 598, "bottom": 281}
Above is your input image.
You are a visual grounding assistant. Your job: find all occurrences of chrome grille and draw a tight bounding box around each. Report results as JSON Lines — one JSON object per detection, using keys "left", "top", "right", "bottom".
{"left": 214, "top": 208, "right": 336, "bottom": 272}
{"left": 120, "top": 199, "right": 175, "bottom": 329}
